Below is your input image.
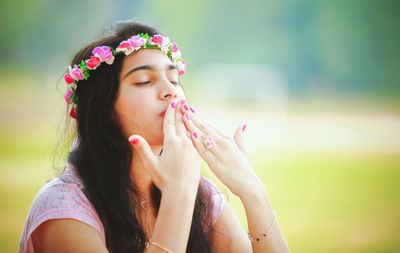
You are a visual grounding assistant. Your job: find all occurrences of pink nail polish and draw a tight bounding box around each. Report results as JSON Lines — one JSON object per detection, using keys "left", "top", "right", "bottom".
{"left": 180, "top": 99, "right": 186, "bottom": 105}
{"left": 185, "top": 112, "right": 191, "bottom": 120}
{"left": 129, "top": 136, "right": 139, "bottom": 144}
{"left": 189, "top": 106, "right": 196, "bottom": 113}
{"left": 242, "top": 124, "right": 247, "bottom": 132}
{"left": 171, "top": 101, "right": 177, "bottom": 109}
{"left": 183, "top": 104, "right": 189, "bottom": 111}
{"left": 192, "top": 131, "right": 198, "bottom": 139}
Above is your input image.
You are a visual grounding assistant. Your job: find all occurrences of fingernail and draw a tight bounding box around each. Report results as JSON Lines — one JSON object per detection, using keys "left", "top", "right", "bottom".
{"left": 128, "top": 136, "right": 139, "bottom": 145}
{"left": 171, "top": 101, "right": 177, "bottom": 109}
{"left": 192, "top": 131, "right": 198, "bottom": 139}
{"left": 180, "top": 99, "right": 186, "bottom": 105}
{"left": 184, "top": 112, "right": 191, "bottom": 120}
{"left": 242, "top": 124, "right": 247, "bottom": 132}
{"left": 183, "top": 104, "right": 189, "bottom": 111}
{"left": 189, "top": 106, "right": 196, "bottom": 113}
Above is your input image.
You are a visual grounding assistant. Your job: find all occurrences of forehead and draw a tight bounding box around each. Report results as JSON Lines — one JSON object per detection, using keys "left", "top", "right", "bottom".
{"left": 120, "top": 49, "right": 173, "bottom": 75}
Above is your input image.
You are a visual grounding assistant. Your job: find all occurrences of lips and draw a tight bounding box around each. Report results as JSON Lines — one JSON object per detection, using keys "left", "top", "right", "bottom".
{"left": 159, "top": 102, "right": 174, "bottom": 117}
{"left": 159, "top": 109, "right": 167, "bottom": 117}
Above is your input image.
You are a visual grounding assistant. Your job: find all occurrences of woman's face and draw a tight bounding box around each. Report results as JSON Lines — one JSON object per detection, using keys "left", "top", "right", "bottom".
{"left": 115, "top": 49, "right": 185, "bottom": 145}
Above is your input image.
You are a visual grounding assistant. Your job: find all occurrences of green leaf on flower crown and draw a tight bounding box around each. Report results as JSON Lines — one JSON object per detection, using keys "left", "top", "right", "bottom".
{"left": 70, "top": 94, "right": 79, "bottom": 104}
{"left": 146, "top": 44, "right": 159, "bottom": 50}
{"left": 83, "top": 71, "right": 90, "bottom": 80}
{"left": 140, "top": 33, "right": 150, "bottom": 41}
{"left": 78, "top": 61, "right": 87, "bottom": 73}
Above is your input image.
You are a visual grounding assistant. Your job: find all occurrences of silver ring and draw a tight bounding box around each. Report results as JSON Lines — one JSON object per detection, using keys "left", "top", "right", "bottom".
{"left": 204, "top": 135, "right": 216, "bottom": 149}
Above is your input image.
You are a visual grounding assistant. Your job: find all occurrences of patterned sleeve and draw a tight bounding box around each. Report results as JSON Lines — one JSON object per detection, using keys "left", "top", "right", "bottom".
{"left": 202, "top": 178, "right": 225, "bottom": 225}
{"left": 19, "top": 179, "right": 104, "bottom": 253}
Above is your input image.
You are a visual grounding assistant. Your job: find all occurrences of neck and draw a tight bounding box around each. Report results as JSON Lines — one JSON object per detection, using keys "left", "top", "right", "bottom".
{"left": 130, "top": 145, "right": 163, "bottom": 199}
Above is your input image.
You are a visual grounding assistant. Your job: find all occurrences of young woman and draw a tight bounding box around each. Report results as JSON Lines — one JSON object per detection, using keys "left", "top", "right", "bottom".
{"left": 19, "top": 20, "right": 290, "bottom": 253}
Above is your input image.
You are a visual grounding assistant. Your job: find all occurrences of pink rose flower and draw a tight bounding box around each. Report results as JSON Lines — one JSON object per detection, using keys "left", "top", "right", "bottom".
{"left": 64, "top": 89, "right": 72, "bottom": 104}
{"left": 92, "top": 46, "right": 115, "bottom": 64}
{"left": 150, "top": 34, "right": 169, "bottom": 47}
{"left": 127, "top": 35, "right": 146, "bottom": 48}
{"left": 116, "top": 36, "right": 147, "bottom": 56}
{"left": 171, "top": 43, "right": 179, "bottom": 53}
{"left": 69, "top": 65, "right": 85, "bottom": 81}
{"left": 64, "top": 73, "right": 74, "bottom": 84}
{"left": 86, "top": 56, "right": 101, "bottom": 70}
{"left": 116, "top": 41, "right": 134, "bottom": 55}
{"left": 176, "top": 60, "right": 186, "bottom": 76}
{"left": 151, "top": 35, "right": 163, "bottom": 46}
{"left": 171, "top": 43, "right": 182, "bottom": 60}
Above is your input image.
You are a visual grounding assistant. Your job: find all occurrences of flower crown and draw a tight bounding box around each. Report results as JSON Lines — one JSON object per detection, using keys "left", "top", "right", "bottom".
{"left": 63, "top": 33, "right": 186, "bottom": 118}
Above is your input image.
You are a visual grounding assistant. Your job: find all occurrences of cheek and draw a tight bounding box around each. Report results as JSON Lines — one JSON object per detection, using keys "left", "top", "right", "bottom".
{"left": 114, "top": 88, "right": 148, "bottom": 129}
{"left": 115, "top": 82, "right": 149, "bottom": 112}
{"left": 116, "top": 93, "right": 151, "bottom": 120}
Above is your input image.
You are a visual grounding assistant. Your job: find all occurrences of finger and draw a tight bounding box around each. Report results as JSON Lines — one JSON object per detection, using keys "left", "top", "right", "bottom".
{"left": 163, "top": 100, "right": 178, "bottom": 140}
{"left": 183, "top": 113, "right": 222, "bottom": 157}
{"left": 190, "top": 130, "right": 215, "bottom": 161}
{"left": 128, "top": 134, "right": 159, "bottom": 175}
{"left": 182, "top": 106, "right": 227, "bottom": 156}
{"left": 182, "top": 106, "right": 221, "bottom": 139}
{"left": 181, "top": 110, "right": 206, "bottom": 141}
{"left": 233, "top": 124, "right": 250, "bottom": 159}
{"left": 181, "top": 110, "right": 196, "bottom": 133}
{"left": 175, "top": 99, "right": 187, "bottom": 136}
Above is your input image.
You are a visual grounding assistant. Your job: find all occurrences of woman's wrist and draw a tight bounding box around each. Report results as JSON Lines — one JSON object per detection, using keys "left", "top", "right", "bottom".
{"left": 162, "top": 183, "right": 198, "bottom": 203}
{"left": 152, "top": 183, "right": 197, "bottom": 253}
{"left": 235, "top": 175, "right": 268, "bottom": 201}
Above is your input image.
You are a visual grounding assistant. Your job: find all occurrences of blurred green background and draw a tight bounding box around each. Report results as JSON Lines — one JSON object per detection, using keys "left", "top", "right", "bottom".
{"left": 1, "top": 0, "right": 399, "bottom": 252}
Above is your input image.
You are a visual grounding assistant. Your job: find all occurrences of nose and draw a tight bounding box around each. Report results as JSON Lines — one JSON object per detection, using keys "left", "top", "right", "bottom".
{"left": 159, "top": 79, "right": 178, "bottom": 100}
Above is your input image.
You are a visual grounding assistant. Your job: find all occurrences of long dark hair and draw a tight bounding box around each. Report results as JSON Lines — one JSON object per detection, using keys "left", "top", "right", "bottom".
{"left": 65, "top": 20, "right": 214, "bottom": 252}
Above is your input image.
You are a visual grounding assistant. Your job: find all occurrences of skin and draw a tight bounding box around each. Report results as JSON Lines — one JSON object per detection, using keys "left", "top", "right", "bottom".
{"left": 31, "top": 49, "right": 291, "bottom": 252}
{"left": 114, "top": 48, "right": 187, "bottom": 198}
{"left": 177, "top": 106, "right": 291, "bottom": 252}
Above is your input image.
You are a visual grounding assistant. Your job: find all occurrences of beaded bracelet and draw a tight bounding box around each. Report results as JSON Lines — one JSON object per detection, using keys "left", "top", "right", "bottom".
{"left": 145, "top": 239, "right": 174, "bottom": 253}
{"left": 248, "top": 210, "right": 277, "bottom": 242}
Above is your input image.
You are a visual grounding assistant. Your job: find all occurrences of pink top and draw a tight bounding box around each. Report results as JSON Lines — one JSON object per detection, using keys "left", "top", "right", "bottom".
{"left": 19, "top": 164, "right": 224, "bottom": 253}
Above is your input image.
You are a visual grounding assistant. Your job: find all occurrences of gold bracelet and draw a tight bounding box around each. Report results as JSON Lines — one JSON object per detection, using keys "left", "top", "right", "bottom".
{"left": 145, "top": 239, "right": 174, "bottom": 253}
{"left": 248, "top": 210, "right": 277, "bottom": 243}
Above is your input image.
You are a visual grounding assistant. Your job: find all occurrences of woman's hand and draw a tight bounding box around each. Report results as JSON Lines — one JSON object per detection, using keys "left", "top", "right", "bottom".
{"left": 128, "top": 100, "right": 201, "bottom": 195}
{"left": 179, "top": 102, "right": 263, "bottom": 198}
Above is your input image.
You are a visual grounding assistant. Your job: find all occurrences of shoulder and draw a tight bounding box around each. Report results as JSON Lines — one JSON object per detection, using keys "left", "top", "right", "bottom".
{"left": 201, "top": 178, "right": 225, "bottom": 225}
{"left": 19, "top": 168, "right": 105, "bottom": 253}
{"left": 31, "top": 219, "right": 108, "bottom": 253}
{"left": 26, "top": 170, "right": 104, "bottom": 236}
{"left": 203, "top": 179, "right": 251, "bottom": 252}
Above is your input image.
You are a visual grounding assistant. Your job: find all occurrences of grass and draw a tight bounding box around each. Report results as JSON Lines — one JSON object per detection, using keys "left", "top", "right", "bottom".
{"left": 207, "top": 152, "right": 400, "bottom": 253}
{"left": 278, "top": 152, "right": 400, "bottom": 252}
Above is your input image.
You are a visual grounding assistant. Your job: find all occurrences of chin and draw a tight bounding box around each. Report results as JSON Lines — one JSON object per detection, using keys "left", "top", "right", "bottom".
{"left": 146, "top": 133, "right": 164, "bottom": 146}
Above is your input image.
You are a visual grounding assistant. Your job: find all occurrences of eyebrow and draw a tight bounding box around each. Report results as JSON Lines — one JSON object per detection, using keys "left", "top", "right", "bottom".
{"left": 122, "top": 64, "right": 178, "bottom": 79}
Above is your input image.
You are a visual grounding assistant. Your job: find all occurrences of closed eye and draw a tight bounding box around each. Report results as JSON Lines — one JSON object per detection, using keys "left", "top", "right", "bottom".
{"left": 135, "top": 81, "right": 151, "bottom": 85}
{"left": 134, "top": 80, "right": 179, "bottom": 86}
